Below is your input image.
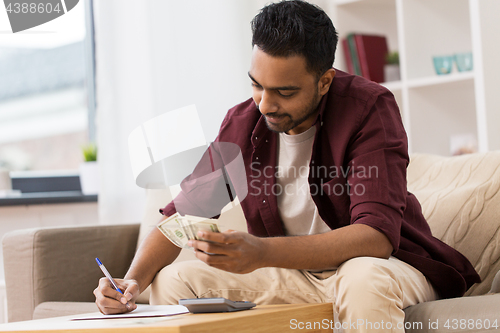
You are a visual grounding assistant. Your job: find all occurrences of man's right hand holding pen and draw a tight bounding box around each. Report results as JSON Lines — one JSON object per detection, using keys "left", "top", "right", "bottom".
{"left": 93, "top": 277, "right": 139, "bottom": 314}
{"left": 94, "top": 216, "right": 183, "bottom": 315}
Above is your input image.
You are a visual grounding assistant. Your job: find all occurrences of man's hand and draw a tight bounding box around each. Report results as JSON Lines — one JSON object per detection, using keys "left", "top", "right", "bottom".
{"left": 94, "top": 277, "right": 139, "bottom": 314}
{"left": 188, "top": 230, "right": 267, "bottom": 274}
{"left": 190, "top": 224, "right": 392, "bottom": 272}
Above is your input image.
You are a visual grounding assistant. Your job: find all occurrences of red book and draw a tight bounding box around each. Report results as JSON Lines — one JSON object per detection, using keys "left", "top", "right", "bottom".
{"left": 354, "top": 34, "right": 388, "bottom": 83}
{"left": 341, "top": 38, "right": 355, "bottom": 75}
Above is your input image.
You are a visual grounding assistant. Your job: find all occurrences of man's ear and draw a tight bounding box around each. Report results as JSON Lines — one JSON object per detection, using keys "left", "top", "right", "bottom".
{"left": 318, "top": 68, "right": 336, "bottom": 96}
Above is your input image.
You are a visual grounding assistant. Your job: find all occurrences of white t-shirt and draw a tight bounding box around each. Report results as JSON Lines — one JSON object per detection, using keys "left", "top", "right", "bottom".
{"left": 276, "top": 126, "right": 331, "bottom": 236}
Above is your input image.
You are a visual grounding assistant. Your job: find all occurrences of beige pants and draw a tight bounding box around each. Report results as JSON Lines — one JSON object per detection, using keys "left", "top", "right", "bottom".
{"left": 150, "top": 256, "right": 437, "bottom": 333}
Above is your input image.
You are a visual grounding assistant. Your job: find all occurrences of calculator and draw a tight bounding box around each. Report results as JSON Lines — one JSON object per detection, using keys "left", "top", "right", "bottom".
{"left": 179, "top": 297, "right": 256, "bottom": 313}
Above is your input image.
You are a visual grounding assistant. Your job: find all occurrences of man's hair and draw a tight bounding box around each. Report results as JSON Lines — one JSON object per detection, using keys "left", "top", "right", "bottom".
{"left": 251, "top": 0, "right": 338, "bottom": 78}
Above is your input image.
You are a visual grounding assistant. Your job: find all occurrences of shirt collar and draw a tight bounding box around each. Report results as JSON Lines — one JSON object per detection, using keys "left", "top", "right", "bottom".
{"left": 315, "top": 90, "right": 330, "bottom": 128}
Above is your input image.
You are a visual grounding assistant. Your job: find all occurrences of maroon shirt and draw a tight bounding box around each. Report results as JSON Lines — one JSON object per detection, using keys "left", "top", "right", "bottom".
{"left": 162, "top": 69, "right": 480, "bottom": 299}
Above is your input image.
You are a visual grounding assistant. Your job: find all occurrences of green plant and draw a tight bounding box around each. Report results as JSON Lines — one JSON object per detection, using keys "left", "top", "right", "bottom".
{"left": 386, "top": 51, "right": 399, "bottom": 65}
{"left": 81, "top": 143, "right": 97, "bottom": 162}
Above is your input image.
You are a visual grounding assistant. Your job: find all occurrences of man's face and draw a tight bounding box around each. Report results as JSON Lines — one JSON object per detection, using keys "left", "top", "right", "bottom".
{"left": 248, "top": 46, "right": 324, "bottom": 135}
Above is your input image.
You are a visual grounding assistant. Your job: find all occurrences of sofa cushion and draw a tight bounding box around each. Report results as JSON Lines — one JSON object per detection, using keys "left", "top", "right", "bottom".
{"left": 33, "top": 302, "right": 99, "bottom": 320}
{"left": 407, "top": 152, "right": 500, "bottom": 296}
{"left": 404, "top": 294, "right": 500, "bottom": 333}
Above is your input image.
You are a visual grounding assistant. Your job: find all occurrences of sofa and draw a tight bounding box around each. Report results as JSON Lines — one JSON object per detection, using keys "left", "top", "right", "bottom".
{"left": 3, "top": 152, "right": 500, "bottom": 331}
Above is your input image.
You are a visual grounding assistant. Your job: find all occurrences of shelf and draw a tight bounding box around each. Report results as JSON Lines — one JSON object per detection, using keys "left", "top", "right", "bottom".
{"left": 335, "top": 0, "right": 395, "bottom": 7}
{"left": 0, "top": 191, "right": 97, "bottom": 206}
{"left": 380, "top": 72, "right": 473, "bottom": 91}
{"left": 331, "top": 0, "right": 498, "bottom": 155}
{"left": 335, "top": 0, "right": 361, "bottom": 5}
{"left": 334, "top": 0, "right": 398, "bottom": 74}
{"left": 408, "top": 79, "right": 476, "bottom": 156}
{"left": 381, "top": 80, "right": 402, "bottom": 91}
{"left": 402, "top": 0, "right": 472, "bottom": 80}
{"left": 407, "top": 71, "right": 474, "bottom": 89}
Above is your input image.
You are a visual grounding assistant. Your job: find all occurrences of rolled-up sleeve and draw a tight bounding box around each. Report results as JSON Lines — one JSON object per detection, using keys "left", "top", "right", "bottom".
{"left": 346, "top": 91, "right": 408, "bottom": 252}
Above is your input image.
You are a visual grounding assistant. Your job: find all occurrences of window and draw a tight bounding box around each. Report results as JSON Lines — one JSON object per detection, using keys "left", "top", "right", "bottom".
{"left": 0, "top": 0, "right": 95, "bottom": 174}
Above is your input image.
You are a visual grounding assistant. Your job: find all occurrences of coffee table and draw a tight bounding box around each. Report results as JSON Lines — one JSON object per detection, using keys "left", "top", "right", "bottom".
{"left": 0, "top": 303, "right": 334, "bottom": 333}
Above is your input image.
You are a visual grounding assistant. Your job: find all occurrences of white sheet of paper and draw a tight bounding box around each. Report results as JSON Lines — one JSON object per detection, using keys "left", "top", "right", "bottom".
{"left": 71, "top": 305, "right": 189, "bottom": 320}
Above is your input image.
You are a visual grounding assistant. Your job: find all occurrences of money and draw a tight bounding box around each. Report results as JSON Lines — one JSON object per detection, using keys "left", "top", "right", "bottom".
{"left": 157, "top": 212, "right": 221, "bottom": 249}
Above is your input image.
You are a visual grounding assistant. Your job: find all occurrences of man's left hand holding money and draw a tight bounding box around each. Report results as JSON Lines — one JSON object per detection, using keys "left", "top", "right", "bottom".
{"left": 188, "top": 230, "right": 267, "bottom": 274}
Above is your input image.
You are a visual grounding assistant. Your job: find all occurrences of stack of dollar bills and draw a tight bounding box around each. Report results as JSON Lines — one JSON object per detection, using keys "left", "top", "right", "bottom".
{"left": 157, "top": 212, "right": 221, "bottom": 248}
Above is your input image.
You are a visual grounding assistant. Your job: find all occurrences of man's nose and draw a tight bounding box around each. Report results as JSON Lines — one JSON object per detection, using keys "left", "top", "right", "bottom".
{"left": 258, "top": 90, "right": 278, "bottom": 114}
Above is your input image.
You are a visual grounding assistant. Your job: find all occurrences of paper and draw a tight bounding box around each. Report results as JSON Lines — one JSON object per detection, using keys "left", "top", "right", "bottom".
{"left": 71, "top": 305, "right": 189, "bottom": 321}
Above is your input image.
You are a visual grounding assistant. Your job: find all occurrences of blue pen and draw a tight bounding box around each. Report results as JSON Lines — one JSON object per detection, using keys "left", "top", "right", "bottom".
{"left": 95, "top": 257, "right": 131, "bottom": 309}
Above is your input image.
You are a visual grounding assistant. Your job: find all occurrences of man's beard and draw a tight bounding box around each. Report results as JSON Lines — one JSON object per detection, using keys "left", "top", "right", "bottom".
{"left": 258, "top": 90, "right": 321, "bottom": 134}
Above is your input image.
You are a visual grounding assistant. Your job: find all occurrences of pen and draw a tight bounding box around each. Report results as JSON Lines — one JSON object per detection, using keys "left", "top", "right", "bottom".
{"left": 95, "top": 257, "right": 131, "bottom": 309}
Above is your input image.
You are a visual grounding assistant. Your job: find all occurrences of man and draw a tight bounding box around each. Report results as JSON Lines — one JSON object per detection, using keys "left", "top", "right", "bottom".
{"left": 94, "top": 1, "right": 479, "bottom": 331}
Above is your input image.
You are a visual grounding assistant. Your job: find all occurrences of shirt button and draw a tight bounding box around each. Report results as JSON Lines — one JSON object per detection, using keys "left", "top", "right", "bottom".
{"left": 255, "top": 136, "right": 258, "bottom": 140}
{"left": 265, "top": 139, "right": 268, "bottom": 143}
{"left": 256, "top": 157, "right": 259, "bottom": 160}
{"left": 263, "top": 200, "right": 266, "bottom": 203}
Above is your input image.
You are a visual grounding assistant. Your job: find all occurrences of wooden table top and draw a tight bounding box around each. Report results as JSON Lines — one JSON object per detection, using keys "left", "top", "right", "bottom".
{"left": 0, "top": 303, "right": 334, "bottom": 333}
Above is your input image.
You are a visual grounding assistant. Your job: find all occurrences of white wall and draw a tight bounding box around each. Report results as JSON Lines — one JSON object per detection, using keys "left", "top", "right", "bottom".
{"left": 148, "top": 1, "right": 258, "bottom": 141}
{"left": 94, "top": 0, "right": 263, "bottom": 225}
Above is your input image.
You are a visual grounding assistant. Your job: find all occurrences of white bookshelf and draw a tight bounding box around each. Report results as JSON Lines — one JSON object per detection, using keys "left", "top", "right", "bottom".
{"left": 329, "top": 0, "right": 500, "bottom": 155}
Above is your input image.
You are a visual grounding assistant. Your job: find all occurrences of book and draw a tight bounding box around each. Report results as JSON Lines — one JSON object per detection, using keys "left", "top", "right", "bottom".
{"left": 353, "top": 34, "right": 389, "bottom": 83}
{"left": 346, "top": 34, "right": 362, "bottom": 76}
{"left": 341, "top": 38, "right": 355, "bottom": 75}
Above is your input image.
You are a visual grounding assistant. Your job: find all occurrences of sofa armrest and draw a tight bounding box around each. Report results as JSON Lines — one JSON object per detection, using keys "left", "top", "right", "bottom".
{"left": 404, "top": 294, "right": 500, "bottom": 333}
{"left": 2, "top": 223, "right": 140, "bottom": 322}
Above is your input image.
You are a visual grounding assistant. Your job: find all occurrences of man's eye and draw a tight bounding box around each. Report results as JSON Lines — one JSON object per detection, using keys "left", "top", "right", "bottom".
{"left": 278, "top": 91, "right": 295, "bottom": 97}
{"left": 251, "top": 83, "right": 262, "bottom": 89}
